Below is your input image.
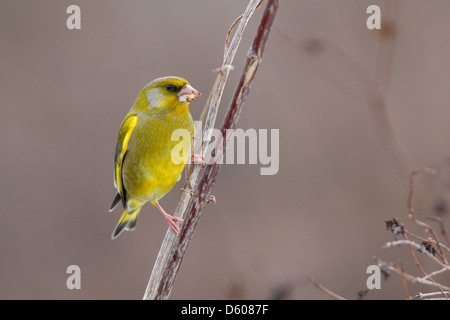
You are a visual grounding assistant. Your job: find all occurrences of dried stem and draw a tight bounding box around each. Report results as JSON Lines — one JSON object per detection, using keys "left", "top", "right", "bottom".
{"left": 399, "top": 267, "right": 411, "bottom": 300}
{"left": 414, "top": 291, "right": 450, "bottom": 300}
{"left": 427, "top": 216, "right": 450, "bottom": 248}
{"left": 307, "top": 276, "right": 346, "bottom": 300}
{"left": 376, "top": 259, "right": 450, "bottom": 293}
{"left": 143, "top": 0, "right": 279, "bottom": 300}
{"left": 277, "top": 3, "right": 413, "bottom": 177}
{"left": 382, "top": 167, "right": 450, "bottom": 299}
{"left": 407, "top": 167, "right": 447, "bottom": 262}
{"left": 383, "top": 240, "right": 447, "bottom": 268}
{"left": 374, "top": 0, "right": 399, "bottom": 93}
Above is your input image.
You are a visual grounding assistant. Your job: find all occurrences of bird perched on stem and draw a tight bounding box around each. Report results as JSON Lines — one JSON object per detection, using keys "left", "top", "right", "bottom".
{"left": 109, "top": 76, "right": 201, "bottom": 239}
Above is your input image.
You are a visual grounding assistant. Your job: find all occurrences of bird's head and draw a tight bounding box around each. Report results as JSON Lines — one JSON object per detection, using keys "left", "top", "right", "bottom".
{"left": 135, "top": 76, "right": 200, "bottom": 113}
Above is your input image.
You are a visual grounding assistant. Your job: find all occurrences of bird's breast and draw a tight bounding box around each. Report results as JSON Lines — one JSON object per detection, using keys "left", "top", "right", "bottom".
{"left": 122, "top": 112, "right": 193, "bottom": 202}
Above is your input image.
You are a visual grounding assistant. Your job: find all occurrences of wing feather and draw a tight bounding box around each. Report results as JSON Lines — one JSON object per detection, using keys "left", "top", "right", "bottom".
{"left": 112, "top": 114, "right": 137, "bottom": 209}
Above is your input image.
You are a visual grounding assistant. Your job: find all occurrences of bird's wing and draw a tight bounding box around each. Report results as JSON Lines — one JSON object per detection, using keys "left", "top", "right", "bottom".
{"left": 112, "top": 113, "right": 138, "bottom": 209}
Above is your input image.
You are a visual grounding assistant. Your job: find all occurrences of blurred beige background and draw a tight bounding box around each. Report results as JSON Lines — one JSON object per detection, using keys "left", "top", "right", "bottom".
{"left": 1, "top": 0, "right": 449, "bottom": 299}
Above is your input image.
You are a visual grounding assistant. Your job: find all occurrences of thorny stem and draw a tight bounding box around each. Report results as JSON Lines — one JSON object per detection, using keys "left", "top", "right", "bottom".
{"left": 143, "top": 0, "right": 279, "bottom": 300}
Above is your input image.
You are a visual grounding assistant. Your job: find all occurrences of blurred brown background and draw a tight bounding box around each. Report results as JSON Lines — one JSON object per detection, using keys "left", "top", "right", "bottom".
{"left": 1, "top": 0, "right": 449, "bottom": 299}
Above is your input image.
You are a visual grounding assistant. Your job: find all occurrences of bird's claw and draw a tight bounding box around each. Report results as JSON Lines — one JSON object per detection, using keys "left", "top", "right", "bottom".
{"left": 164, "top": 214, "right": 184, "bottom": 234}
{"left": 191, "top": 154, "right": 205, "bottom": 167}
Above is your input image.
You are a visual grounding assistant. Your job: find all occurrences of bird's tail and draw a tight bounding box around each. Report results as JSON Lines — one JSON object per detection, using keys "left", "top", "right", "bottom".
{"left": 111, "top": 207, "right": 142, "bottom": 239}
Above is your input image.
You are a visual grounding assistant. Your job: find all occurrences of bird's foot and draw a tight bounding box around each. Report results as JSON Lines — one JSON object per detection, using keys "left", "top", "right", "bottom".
{"left": 163, "top": 213, "right": 184, "bottom": 234}
{"left": 156, "top": 202, "right": 184, "bottom": 234}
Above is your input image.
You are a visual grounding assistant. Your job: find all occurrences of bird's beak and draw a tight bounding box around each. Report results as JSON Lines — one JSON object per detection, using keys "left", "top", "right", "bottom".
{"left": 177, "top": 84, "right": 200, "bottom": 102}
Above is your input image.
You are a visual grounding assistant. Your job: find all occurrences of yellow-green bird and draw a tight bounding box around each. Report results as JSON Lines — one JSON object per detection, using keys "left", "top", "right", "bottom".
{"left": 109, "top": 76, "right": 200, "bottom": 239}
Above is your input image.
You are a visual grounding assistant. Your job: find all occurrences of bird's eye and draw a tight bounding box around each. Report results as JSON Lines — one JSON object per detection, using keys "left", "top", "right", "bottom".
{"left": 166, "top": 85, "right": 176, "bottom": 92}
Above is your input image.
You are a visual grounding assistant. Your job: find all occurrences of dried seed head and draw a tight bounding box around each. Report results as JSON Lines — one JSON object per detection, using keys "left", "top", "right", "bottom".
{"left": 385, "top": 218, "right": 404, "bottom": 237}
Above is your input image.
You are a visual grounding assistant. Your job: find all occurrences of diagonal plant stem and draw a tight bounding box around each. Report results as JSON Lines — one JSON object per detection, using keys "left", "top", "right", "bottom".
{"left": 307, "top": 276, "right": 347, "bottom": 300}
{"left": 376, "top": 258, "right": 450, "bottom": 292}
{"left": 143, "top": 0, "right": 278, "bottom": 300}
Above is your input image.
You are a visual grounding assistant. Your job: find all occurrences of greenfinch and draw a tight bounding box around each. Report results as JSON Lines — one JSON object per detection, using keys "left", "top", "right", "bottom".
{"left": 109, "top": 76, "right": 200, "bottom": 239}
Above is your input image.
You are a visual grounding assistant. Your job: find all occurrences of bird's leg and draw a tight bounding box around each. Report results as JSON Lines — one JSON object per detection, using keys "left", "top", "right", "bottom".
{"left": 191, "top": 153, "right": 205, "bottom": 166}
{"left": 155, "top": 202, "right": 184, "bottom": 233}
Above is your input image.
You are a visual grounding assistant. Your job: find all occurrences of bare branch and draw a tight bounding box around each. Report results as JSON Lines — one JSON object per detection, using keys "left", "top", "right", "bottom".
{"left": 307, "top": 276, "right": 346, "bottom": 300}
{"left": 376, "top": 259, "right": 450, "bottom": 292}
{"left": 414, "top": 291, "right": 450, "bottom": 300}
{"left": 407, "top": 167, "right": 448, "bottom": 262}
{"left": 143, "top": 0, "right": 279, "bottom": 300}
{"left": 383, "top": 240, "right": 447, "bottom": 268}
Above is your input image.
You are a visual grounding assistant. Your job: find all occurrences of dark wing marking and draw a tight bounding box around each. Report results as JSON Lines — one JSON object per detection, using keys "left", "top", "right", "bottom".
{"left": 111, "top": 114, "right": 137, "bottom": 210}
